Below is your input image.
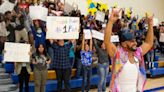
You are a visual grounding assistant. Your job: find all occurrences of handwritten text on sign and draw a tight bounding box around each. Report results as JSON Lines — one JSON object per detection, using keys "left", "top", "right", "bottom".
{"left": 46, "top": 16, "right": 79, "bottom": 39}
{"left": 4, "top": 42, "right": 30, "bottom": 62}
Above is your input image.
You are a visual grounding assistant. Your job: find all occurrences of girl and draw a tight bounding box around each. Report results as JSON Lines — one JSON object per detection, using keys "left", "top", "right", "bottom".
{"left": 32, "top": 43, "right": 51, "bottom": 92}
{"left": 31, "top": 20, "right": 46, "bottom": 48}
{"left": 81, "top": 34, "right": 93, "bottom": 92}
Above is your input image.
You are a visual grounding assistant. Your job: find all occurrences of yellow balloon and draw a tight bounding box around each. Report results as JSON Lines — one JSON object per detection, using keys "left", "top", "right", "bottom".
{"left": 114, "top": 3, "right": 118, "bottom": 8}
{"left": 88, "top": 8, "right": 97, "bottom": 15}
{"left": 88, "top": 0, "right": 92, "bottom": 5}
{"left": 126, "top": 8, "right": 131, "bottom": 18}
{"left": 145, "top": 12, "right": 152, "bottom": 17}
{"left": 100, "top": 4, "right": 108, "bottom": 11}
{"left": 127, "top": 13, "right": 131, "bottom": 18}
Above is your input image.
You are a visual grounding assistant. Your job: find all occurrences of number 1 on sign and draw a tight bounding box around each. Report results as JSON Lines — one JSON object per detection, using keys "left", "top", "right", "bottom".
{"left": 63, "top": 25, "right": 67, "bottom": 33}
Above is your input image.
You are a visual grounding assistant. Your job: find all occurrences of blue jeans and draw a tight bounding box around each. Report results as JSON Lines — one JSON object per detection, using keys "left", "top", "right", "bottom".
{"left": 97, "top": 62, "right": 109, "bottom": 92}
{"left": 69, "top": 57, "right": 75, "bottom": 69}
{"left": 146, "top": 50, "right": 154, "bottom": 69}
{"left": 76, "top": 58, "right": 82, "bottom": 78}
{"left": 82, "top": 65, "right": 92, "bottom": 92}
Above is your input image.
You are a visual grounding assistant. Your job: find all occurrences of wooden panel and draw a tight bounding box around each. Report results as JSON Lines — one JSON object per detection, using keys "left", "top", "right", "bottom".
{"left": 30, "top": 69, "right": 77, "bottom": 81}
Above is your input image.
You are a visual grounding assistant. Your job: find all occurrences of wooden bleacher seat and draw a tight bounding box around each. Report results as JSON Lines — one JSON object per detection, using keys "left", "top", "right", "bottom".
{"left": 29, "top": 69, "right": 77, "bottom": 81}
{"left": 158, "top": 61, "right": 164, "bottom": 68}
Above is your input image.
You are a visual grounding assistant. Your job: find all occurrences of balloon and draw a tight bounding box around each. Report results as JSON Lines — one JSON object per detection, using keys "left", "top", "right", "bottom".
{"left": 113, "top": 3, "right": 118, "bottom": 8}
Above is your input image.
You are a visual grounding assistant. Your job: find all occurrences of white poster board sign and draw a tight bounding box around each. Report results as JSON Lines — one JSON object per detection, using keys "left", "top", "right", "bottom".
{"left": 159, "top": 33, "right": 164, "bottom": 42}
{"left": 84, "top": 29, "right": 92, "bottom": 39}
{"left": 92, "top": 30, "right": 119, "bottom": 42}
{"left": 4, "top": 42, "right": 31, "bottom": 62}
{"left": 95, "top": 11, "right": 105, "bottom": 22}
{"left": 0, "top": 1, "right": 15, "bottom": 14}
{"left": 92, "top": 30, "right": 104, "bottom": 41}
{"left": 111, "top": 35, "right": 119, "bottom": 42}
{"left": 46, "top": 16, "right": 79, "bottom": 39}
{"left": 153, "top": 18, "right": 159, "bottom": 26}
{"left": 29, "top": 6, "right": 48, "bottom": 21}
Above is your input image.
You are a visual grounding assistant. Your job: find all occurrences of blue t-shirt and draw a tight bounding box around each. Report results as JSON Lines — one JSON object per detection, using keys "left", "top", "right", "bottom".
{"left": 31, "top": 27, "right": 46, "bottom": 47}
{"left": 80, "top": 50, "right": 92, "bottom": 66}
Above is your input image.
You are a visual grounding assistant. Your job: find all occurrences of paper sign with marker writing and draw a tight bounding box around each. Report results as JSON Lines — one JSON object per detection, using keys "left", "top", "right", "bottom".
{"left": 4, "top": 42, "right": 30, "bottom": 62}
{"left": 92, "top": 30, "right": 119, "bottom": 42}
{"left": 84, "top": 29, "right": 92, "bottom": 39}
{"left": 29, "top": 6, "right": 48, "bottom": 21}
{"left": 92, "top": 30, "right": 104, "bottom": 40}
{"left": 153, "top": 18, "right": 159, "bottom": 26}
{"left": 95, "top": 11, "right": 105, "bottom": 22}
{"left": 111, "top": 35, "right": 119, "bottom": 42}
{"left": 46, "top": 16, "right": 79, "bottom": 39}
{"left": 0, "top": 1, "right": 15, "bottom": 14}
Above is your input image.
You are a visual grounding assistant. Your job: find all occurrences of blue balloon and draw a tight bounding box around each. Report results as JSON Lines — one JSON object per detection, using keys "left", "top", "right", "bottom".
{"left": 89, "top": 3, "right": 95, "bottom": 8}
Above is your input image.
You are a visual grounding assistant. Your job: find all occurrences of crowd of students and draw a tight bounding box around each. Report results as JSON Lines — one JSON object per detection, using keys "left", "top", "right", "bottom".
{"left": 0, "top": 0, "right": 164, "bottom": 92}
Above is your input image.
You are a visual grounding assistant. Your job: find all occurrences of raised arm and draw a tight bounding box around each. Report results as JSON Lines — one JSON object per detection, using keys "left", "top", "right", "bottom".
{"left": 104, "top": 9, "right": 121, "bottom": 58}
{"left": 82, "top": 34, "right": 85, "bottom": 51}
{"left": 90, "top": 36, "right": 93, "bottom": 51}
{"left": 93, "top": 39, "right": 100, "bottom": 50}
{"left": 141, "top": 15, "right": 154, "bottom": 55}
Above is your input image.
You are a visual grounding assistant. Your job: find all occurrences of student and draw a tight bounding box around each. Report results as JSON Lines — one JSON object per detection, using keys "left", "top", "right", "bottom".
{"left": 93, "top": 39, "right": 109, "bottom": 92}
{"left": 32, "top": 43, "right": 51, "bottom": 92}
{"left": 14, "top": 40, "right": 32, "bottom": 92}
{"left": 50, "top": 39, "right": 74, "bottom": 92}
{"left": 31, "top": 20, "right": 46, "bottom": 48}
{"left": 81, "top": 34, "right": 93, "bottom": 92}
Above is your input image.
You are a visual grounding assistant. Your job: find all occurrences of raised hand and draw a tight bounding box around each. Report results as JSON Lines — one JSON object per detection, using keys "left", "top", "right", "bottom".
{"left": 146, "top": 14, "right": 154, "bottom": 26}
{"left": 109, "top": 8, "right": 122, "bottom": 23}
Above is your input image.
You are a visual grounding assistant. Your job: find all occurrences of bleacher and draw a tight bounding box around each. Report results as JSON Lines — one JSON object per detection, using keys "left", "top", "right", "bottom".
{"left": 11, "top": 67, "right": 111, "bottom": 92}
{"left": 149, "top": 55, "right": 164, "bottom": 77}
{"left": 1, "top": 53, "right": 164, "bottom": 91}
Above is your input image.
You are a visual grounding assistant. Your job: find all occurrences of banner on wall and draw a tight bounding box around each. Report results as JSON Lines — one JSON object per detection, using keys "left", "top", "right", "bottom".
{"left": 46, "top": 16, "right": 80, "bottom": 39}
{"left": 4, "top": 42, "right": 31, "bottom": 62}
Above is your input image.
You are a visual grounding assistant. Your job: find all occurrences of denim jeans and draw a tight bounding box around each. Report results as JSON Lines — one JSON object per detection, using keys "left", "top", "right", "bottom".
{"left": 69, "top": 57, "right": 75, "bottom": 69}
{"left": 146, "top": 50, "right": 154, "bottom": 69}
{"left": 76, "top": 58, "right": 82, "bottom": 78}
{"left": 82, "top": 65, "right": 92, "bottom": 92}
{"left": 97, "top": 62, "right": 109, "bottom": 92}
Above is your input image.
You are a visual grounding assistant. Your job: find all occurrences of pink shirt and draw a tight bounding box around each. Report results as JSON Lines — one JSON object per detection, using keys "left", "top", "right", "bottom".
{"left": 110, "top": 47, "right": 146, "bottom": 92}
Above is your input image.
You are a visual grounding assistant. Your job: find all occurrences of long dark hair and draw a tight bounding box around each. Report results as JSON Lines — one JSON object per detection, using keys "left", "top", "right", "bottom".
{"left": 36, "top": 43, "right": 47, "bottom": 57}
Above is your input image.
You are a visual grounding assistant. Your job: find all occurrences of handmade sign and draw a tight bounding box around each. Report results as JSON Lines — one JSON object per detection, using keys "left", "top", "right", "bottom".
{"left": 46, "top": 16, "right": 79, "bottom": 39}
{"left": 4, "top": 42, "right": 31, "bottom": 62}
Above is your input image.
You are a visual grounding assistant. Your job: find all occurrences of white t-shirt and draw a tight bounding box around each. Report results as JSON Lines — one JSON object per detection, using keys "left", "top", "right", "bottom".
{"left": 117, "top": 57, "right": 139, "bottom": 92}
